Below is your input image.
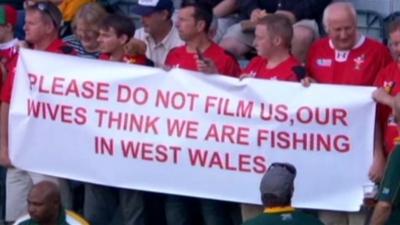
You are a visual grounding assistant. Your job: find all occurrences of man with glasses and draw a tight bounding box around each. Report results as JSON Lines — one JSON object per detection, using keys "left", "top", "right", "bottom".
{"left": 0, "top": 2, "right": 74, "bottom": 224}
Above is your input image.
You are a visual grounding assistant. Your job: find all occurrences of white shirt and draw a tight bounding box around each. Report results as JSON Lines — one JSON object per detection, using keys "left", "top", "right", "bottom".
{"left": 134, "top": 25, "right": 184, "bottom": 68}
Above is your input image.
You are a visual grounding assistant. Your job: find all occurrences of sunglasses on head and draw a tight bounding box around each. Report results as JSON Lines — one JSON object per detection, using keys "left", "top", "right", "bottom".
{"left": 31, "top": 2, "right": 60, "bottom": 27}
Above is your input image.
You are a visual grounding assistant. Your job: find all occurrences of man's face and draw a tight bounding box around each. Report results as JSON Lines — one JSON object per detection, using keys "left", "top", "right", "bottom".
{"left": 76, "top": 20, "right": 100, "bottom": 52}
{"left": 254, "top": 25, "right": 275, "bottom": 58}
{"left": 97, "top": 27, "right": 126, "bottom": 54}
{"left": 27, "top": 189, "right": 57, "bottom": 223}
{"left": 390, "top": 30, "right": 400, "bottom": 62}
{"left": 176, "top": 7, "right": 197, "bottom": 42}
{"left": 327, "top": 13, "right": 357, "bottom": 50}
{"left": 24, "top": 11, "right": 48, "bottom": 44}
{"left": 142, "top": 11, "right": 166, "bottom": 35}
{"left": 0, "top": 24, "right": 12, "bottom": 43}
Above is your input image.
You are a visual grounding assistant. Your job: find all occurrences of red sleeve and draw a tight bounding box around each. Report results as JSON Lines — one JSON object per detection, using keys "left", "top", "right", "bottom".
{"left": 223, "top": 56, "right": 241, "bottom": 77}
{"left": 0, "top": 56, "right": 17, "bottom": 103}
{"left": 242, "top": 57, "right": 259, "bottom": 75}
{"left": 374, "top": 66, "right": 393, "bottom": 142}
{"left": 380, "top": 46, "right": 393, "bottom": 71}
{"left": 164, "top": 48, "right": 178, "bottom": 68}
{"left": 306, "top": 43, "right": 318, "bottom": 81}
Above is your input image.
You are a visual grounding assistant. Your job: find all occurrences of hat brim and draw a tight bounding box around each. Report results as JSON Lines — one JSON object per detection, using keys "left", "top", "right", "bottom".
{"left": 132, "top": 5, "right": 159, "bottom": 16}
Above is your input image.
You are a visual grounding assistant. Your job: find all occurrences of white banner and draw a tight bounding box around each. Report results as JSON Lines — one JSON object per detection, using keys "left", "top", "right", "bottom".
{"left": 10, "top": 49, "right": 376, "bottom": 211}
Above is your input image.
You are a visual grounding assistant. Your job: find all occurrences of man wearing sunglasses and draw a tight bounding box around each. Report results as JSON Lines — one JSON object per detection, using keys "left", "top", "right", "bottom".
{"left": 0, "top": 2, "right": 74, "bottom": 224}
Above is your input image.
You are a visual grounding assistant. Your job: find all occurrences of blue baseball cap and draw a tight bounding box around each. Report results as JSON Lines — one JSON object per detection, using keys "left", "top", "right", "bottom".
{"left": 132, "top": 0, "right": 174, "bottom": 16}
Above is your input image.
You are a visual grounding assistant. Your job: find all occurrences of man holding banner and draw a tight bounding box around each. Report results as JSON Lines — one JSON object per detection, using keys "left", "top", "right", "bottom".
{"left": 164, "top": 2, "right": 240, "bottom": 225}
{"left": 165, "top": 1, "right": 241, "bottom": 77}
{"left": 306, "top": 2, "right": 392, "bottom": 225}
{"left": 369, "top": 19, "right": 400, "bottom": 225}
{"left": 0, "top": 2, "right": 73, "bottom": 224}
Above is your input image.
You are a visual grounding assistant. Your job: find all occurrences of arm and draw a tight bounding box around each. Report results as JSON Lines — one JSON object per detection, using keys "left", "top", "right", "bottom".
{"left": 0, "top": 103, "right": 11, "bottom": 167}
{"left": 213, "top": 0, "right": 238, "bottom": 17}
{"left": 370, "top": 201, "right": 392, "bottom": 225}
{"left": 282, "top": 0, "right": 331, "bottom": 22}
{"left": 124, "top": 38, "right": 147, "bottom": 56}
{"left": 238, "top": 0, "right": 259, "bottom": 19}
{"left": 369, "top": 120, "right": 386, "bottom": 182}
{"left": 368, "top": 88, "right": 393, "bottom": 182}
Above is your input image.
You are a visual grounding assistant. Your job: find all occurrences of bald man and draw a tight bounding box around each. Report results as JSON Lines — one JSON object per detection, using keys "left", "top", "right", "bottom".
{"left": 13, "top": 181, "right": 88, "bottom": 225}
{"left": 305, "top": 2, "right": 392, "bottom": 225}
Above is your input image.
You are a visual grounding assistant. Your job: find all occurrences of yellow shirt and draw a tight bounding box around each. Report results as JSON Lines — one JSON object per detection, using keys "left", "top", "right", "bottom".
{"left": 58, "top": 0, "right": 96, "bottom": 22}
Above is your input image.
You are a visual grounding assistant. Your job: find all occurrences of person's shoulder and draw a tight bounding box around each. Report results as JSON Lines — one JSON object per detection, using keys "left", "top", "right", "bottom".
{"left": 292, "top": 210, "right": 324, "bottom": 225}
{"left": 377, "top": 61, "right": 399, "bottom": 78}
{"left": 168, "top": 45, "right": 186, "bottom": 55}
{"left": 134, "top": 27, "right": 146, "bottom": 39}
{"left": 12, "top": 214, "right": 32, "bottom": 225}
{"left": 286, "top": 55, "right": 301, "bottom": 66}
{"left": 66, "top": 210, "right": 90, "bottom": 225}
{"left": 210, "top": 42, "right": 237, "bottom": 61}
{"left": 308, "top": 37, "right": 330, "bottom": 56}
{"left": 241, "top": 213, "right": 268, "bottom": 225}
{"left": 363, "top": 37, "right": 387, "bottom": 49}
{"left": 311, "top": 37, "right": 330, "bottom": 48}
{"left": 249, "top": 56, "right": 265, "bottom": 64}
{"left": 50, "top": 39, "right": 76, "bottom": 55}
{"left": 358, "top": 37, "right": 389, "bottom": 54}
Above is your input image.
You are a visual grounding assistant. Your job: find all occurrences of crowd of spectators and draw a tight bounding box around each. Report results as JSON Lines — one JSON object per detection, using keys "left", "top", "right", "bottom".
{"left": 0, "top": 0, "right": 399, "bottom": 225}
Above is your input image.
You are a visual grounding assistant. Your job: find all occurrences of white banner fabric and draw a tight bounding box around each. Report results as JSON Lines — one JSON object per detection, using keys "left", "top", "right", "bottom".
{"left": 9, "top": 49, "right": 376, "bottom": 211}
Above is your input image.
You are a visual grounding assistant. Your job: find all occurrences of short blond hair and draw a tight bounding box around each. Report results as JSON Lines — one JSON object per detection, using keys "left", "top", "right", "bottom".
{"left": 72, "top": 2, "right": 108, "bottom": 31}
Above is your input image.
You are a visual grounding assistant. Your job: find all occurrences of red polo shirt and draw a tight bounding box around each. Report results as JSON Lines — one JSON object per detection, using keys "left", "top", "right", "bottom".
{"left": 374, "top": 62, "right": 400, "bottom": 155}
{"left": 165, "top": 42, "right": 241, "bottom": 77}
{"left": 307, "top": 36, "right": 392, "bottom": 86}
{"left": 99, "top": 53, "right": 154, "bottom": 66}
{"left": 242, "top": 56, "right": 300, "bottom": 81}
{"left": 1, "top": 39, "right": 75, "bottom": 103}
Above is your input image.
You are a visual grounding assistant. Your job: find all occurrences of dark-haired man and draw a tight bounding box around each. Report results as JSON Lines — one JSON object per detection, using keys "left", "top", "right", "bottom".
{"left": 164, "top": 3, "right": 239, "bottom": 225}
{"left": 165, "top": 1, "right": 241, "bottom": 77}
{"left": 97, "top": 14, "right": 153, "bottom": 65}
{"left": 83, "top": 13, "right": 150, "bottom": 225}
{"left": 132, "top": 0, "right": 184, "bottom": 68}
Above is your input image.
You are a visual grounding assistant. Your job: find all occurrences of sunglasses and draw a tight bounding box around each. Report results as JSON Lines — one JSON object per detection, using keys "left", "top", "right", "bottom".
{"left": 31, "top": 2, "right": 61, "bottom": 28}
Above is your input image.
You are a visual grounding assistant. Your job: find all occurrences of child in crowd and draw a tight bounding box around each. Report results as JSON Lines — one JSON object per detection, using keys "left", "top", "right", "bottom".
{"left": 97, "top": 14, "right": 153, "bottom": 66}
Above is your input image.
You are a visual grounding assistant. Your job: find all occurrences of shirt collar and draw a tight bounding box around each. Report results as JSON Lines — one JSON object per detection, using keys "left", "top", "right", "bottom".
{"left": 0, "top": 38, "right": 19, "bottom": 50}
{"left": 329, "top": 34, "right": 366, "bottom": 50}
{"left": 145, "top": 24, "right": 177, "bottom": 48}
{"left": 264, "top": 206, "right": 295, "bottom": 214}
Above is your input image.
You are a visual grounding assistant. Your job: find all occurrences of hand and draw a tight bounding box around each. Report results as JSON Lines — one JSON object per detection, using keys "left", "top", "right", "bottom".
{"left": 196, "top": 55, "right": 218, "bottom": 74}
{"left": 162, "top": 64, "right": 172, "bottom": 71}
{"left": 239, "top": 73, "right": 255, "bottom": 80}
{"left": 300, "top": 76, "right": 315, "bottom": 87}
{"left": 250, "top": 9, "right": 267, "bottom": 23}
{"left": 0, "top": 149, "right": 12, "bottom": 168}
{"left": 368, "top": 153, "right": 386, "bottom": 183}
{"left": 124, "top": 38, "right": 147, "bottom": 56}
{"left": 372, "top": 88, "right": 394, "bottom": 107}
